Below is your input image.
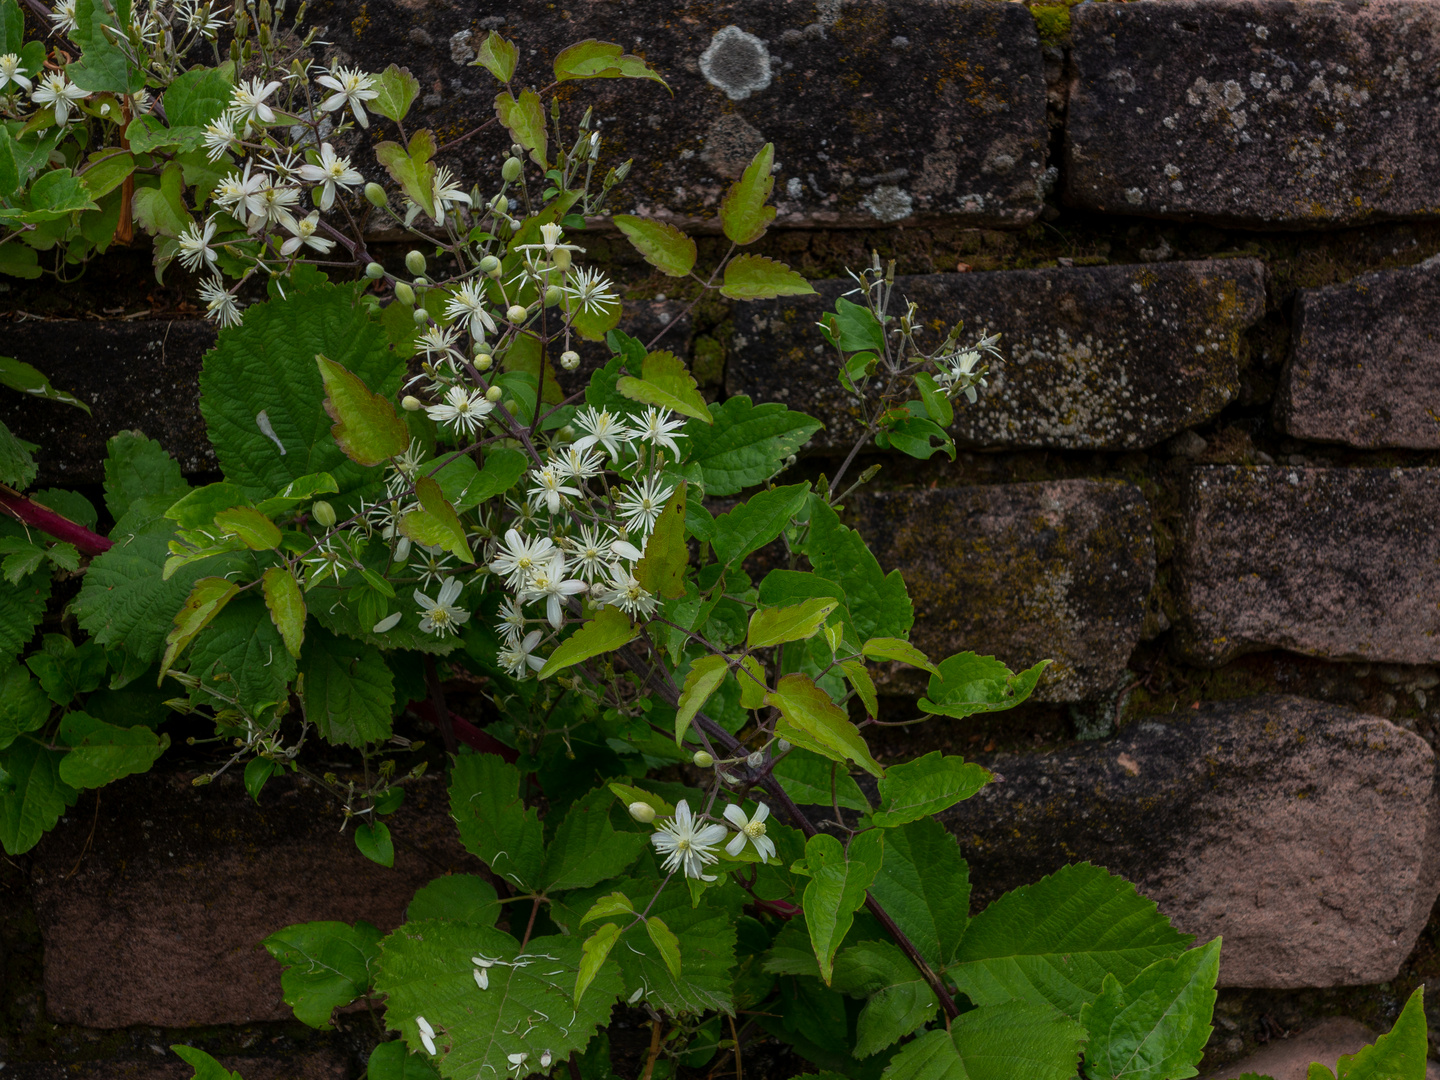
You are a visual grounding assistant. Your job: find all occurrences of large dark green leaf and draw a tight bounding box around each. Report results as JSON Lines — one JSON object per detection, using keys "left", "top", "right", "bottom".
{"left": 804, "top": 499, "right": 912, "bottom": 642}
{"left": 298, "top": 626, "right": 394, "bottom": 747}
{"left": 449, "top": 752, "right": 545, "bottom": 890}
{"left": 867, "top": 817, "right": 970, "bottom": 971}
{"left": 684, "top": 396, "right": 821, "bottom": 497}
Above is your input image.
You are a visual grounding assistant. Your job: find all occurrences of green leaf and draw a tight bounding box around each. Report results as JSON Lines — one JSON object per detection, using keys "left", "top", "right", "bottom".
{"left": 365, "top": 1040, "right": 442, "bottom": 1080}
{"left": 616, "top": 350, "right": 712, "bottom": 422}
{"left": 646, "top": 916, "right": 682, "bottom": 979}
{"left": 949, "top": 863, "right": 1191, "bottom": 1020}
{"left": 378, "top": 923, "right": 623, "bottom": 1071}
{"left": 749, "top": 598, "right": 838, "bottom": 649}
{"left": 882, "top": 1002, "right": 1088, "bottom": 1080}
{"left": 805, "top": 499, "right": 913, "bottom": 643}
{"left": 721, "top": 254, "right": 816, "bottom": 301}
{"left": 538, "top": 606, "right": 638, "bottom": 679}
{"left": 164, "top": 482, "right": 251, "bottom": 528}
{"left": 576, "top": 921, "right": 622, "bottom": 1005}
{"left": 0, "top": 663, "right": 51, "bottom": 752}
{"left": 801, "top": 831, "right": 883, "bottom": 983}
{"left": 539, "top": 786, "right": 648, "bottom": 892}
{"left": 720, "top": 143, "right": 776, "bottom": 245}
{"left": 213, "top": 504, "right": 282, "bottom": 550}
{"left": 920, "top": 653, "right": 1051, "bottom": 719}
{"left": 466, "top": 446, "right": 528, "bottom": 505}
{"left": 861, "top": 637, "right": 939, "bottom": 677}
{"left": 371, "top": 64, "right": 420, "bottom": 123}
{"left": 103, "top": 432, "right": 187, "bottom": 520}
{"left": 1312, "top": 985, "right": 1428, "bottom": 1080}
{"left": 244, "top": 756, "right": 277, "bottom": 803}
{"left": 710, "top": 483, "right": 809, "bottom": 569}
{"left": 773, "top": 749, "right": 869, "bottom": 812}
{"left": 398, "top": 475, "right": 473, "bottom": 561}
{"left": 405, "top": 874, "right": 500, "bottom": 926}
{"left": 68, "top": 0, "right": 145, "bottom": 93}
{"left": 261, "top": 566, "right": 306, "bottom": 658}
{"left": 870, "top": 752, "right": 992, "bottom": 828}
{"left": 580, "top": 891, "right": 634, "bottom": 925}
{"left": 0, "top": 355, "right": 90, "bottom": 413}
{"left": 160, "top": 575, "right": 240, "bottom": 679}
{"left": 613, "top": 215, "right": 696, "bottom": 278}
{"left": 0, "top": 419, "right": 35, "bottom": 488}
{"left": 737, "top": 654, "right": 768, "bottom": 709}
{"left": 78, "top": 149, "right": 135, "bottom": 200}
{"left": 635, "top": 481, "right": 688, "bottom": 599}
{"left": 1081, "top": 938, "right": 1221, "bottom": 1080}
{"left": 868, "top": 817, "right": 971, "bottom": 970}
{"left": 0, "top": 561, "right": 48, "bottom": 661}
{"left": 171, "top": 1046, "right": 244, "bottom": 1080}
{"left": 553, "top": 40, "right": 669, "bottom": 88}
{"left": 56, "top": 711, "right": 168, "bottom": 788}
{"left": 184, "top": 593, "right": 298, "bottom": 717}
{"left": 449, "top": 752, "right": 545, "bottom": 890}
{"left": 0, "top": 738, "right": 78, "bottom": 855}
{"left": 0, "top": 0, "right": 23, "bottom": 54}
{"left": 684, "top": 396, "right": 822, "bottom": 497}
{"left": 298, "top": 627, "right": 395, "bottom": 747}
{"left": 318, "top": 353, "right": 410, "bottom": 468}
{"left": 262, "top": 919, "right": 383, "bottom": 1028}
{"left": 675, "top": 653, "right": 728, "bottom": 746}
{"left": 840, "top": 659, "right": 878, "bottom": 719}
{"left": 495, "top": 88, "right": 547, "bottom": 168}
{"left": 832, "top": 940, "right": 939, "bottom": 1058}
{"left": 25, "top": 634, "right": 107, "bottom": 704}
{"left": 355, "top": 821, "right": 395, "bottom": 867}
{"left": 472, "top": 31, "right": 518, "bottom": 83}
{"left": 164, "top": 63, "right": 234, "bottom": 127}
{"left": 130, "top": 162, "right": 192, "bottom": 237}
{"left": 821, "top": 297, "right": 886, "bottom": 354}
{"left": 768, "top": 672, "right": 883, "bottom": 778}
{"left": 374, "top": 129, "right": 437, "bottom": 219}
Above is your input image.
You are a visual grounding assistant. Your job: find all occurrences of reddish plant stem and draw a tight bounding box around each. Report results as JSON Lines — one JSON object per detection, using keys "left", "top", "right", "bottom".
{"left": 0, "top": 489, "right": 112, "bottom": 556}
{"left": 422, "top": 657, "right": 457, "bottom": 756}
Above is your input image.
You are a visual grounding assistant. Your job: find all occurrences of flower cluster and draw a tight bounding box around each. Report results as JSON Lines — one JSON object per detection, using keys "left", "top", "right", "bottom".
{"left": 649, "top": 799, "right": 775, "bottom": 880}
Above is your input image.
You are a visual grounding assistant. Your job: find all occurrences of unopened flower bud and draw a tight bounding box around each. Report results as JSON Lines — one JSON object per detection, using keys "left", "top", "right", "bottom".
{"left": 405, "top": 250, "right": 426, "bottom": 276}
{"left": 692, "top": 750, "right": 714, "bottom": 768}
{"left": 628, "top": 801, "right": 655, "bottom": 823}
{"left": 552, "top": 247, "right": 572, "bottom": 271}
{"left": 746, "top": 750, "right": 764, "bottom": 768}
{"left": 559, "top": 350, "right": 580, "bottom": 371}
{"left": 558, "top": 424, "right": 576, "bottom": 442}
{"left": 506, "top": 304, "right": 528, "bottom": 323}
{"left": 485, "top": 386, "right": 503, "bottom": 402}
{"left": 479, "top": 254, "right": 501, "bottom": 276}
{"left": 364, "top": 182, "right": 388, "bottom": 207}
{"left": 501, "top": 156, "right": 522, "bottom": 182}
{"left": 311, "top": 500, "right": 336, "bottom": 528}
{"left": 365, "top": 261, "right": 385, "bottom": 279}
{"left": 511, "top": 142, "right": 524, "bottom": 158}
{"left": 543, "top": 285, "right": 563, "bottom": 307}
{"left": 474, "top": 352, "right": 493, "bottom": 371}
{"left": 394, "top": 281, "right": 415, "bottom": 307}
{"left": 777, "top": 738, "right": 792, "bottom": 753}
{"left": 401, "top": 395, "right": 423, "bottom": 411}
{"left": 413, "top": 307, "right": 430, "bottom": 326}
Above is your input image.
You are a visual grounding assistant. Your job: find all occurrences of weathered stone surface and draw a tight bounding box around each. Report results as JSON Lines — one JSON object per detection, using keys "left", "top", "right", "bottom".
{"left": 1175, "top": 467, "right": 1440, "bottom": 666}
{"left": 306, "top": 0, "right": 1047, "bottom": 228}
{"left": 1065, "top": 0, "right": 1440, "bottom": 226}
{"left": 852, "top": 480, "right": 1154, "bottom": 701}
{"left": 1207, "top": 1017, "right": 1440, "bottom": 1080}
{"left": 1276, "top": 259, "right": 1440, "bottom": 448}
{"left": 727, "top": 261, "right": 1265, "bottom": 452}
{"left": 944, "top": 696, "right": 1440, "bottom": 988}
{"left": 3, "top": 1051, "right": 350, "bottom": 1080}
{"left": 30, "top": 769, "right": 471, "bottom": 1028}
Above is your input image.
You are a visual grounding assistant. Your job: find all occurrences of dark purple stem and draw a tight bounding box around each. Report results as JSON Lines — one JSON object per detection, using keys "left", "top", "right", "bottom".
{"left": 0, "top": 490, "right": 112, "bottom": 556}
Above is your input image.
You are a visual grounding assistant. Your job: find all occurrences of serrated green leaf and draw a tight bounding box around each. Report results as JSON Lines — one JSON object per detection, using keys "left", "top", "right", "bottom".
{"left": 1081, "top": 938, "right": 1221, "bottom": 1080}
{"left": 0, "top": 737, "right": 78, "bottom": 855}
{"left": 861, "top": 637, "right": 939, "bottom": 676}
{"left": 773, "top": 749, "right": 869, "bottom": 812}
{"left": 261, "top": 566, "right": 306, "bottom": 658}
{"left": 185, "top": 593, "right": 297, "bottom": 716}
{"left": 164, "top": 63, "right": 234, "bottom": 127}
{"left": 298, "top": 627, "right": 394, "bottom": 747}
{"left": 604, "top": 877, "right": 741, "bottom": 1015}
{"left": 802, "top": 831, "right": 883, "bottom": 983}
{"left": 646, "top": 916, "right": 682, "bottom": 979}
{"left": 355, "top": 821, "right": 395, "bottom": 867}
{"left": 374, "top": 129, "right": 437, "bottom": 219}
{"left": 0, "top": 355, "right": 91, "bottom": 413}
{"left": 371, "top": 64, "right": 420, "bottom": 123}
{"left": 882, "top": 1001, "right": 1088, "bottom": 1080}
{"left": 0, "top": 663, "right": 51, "bottom": 752}
{"left": 635, "top": 481, "right": 688, "bottom": 599}
{"left": 213, "top": 504, "right": 281, "bottom": 550}
{"left": 318, "top": 353, "right": 410, "bottom": 468}
{"left": 495, "top": 88, "right": 547, "bottom": 168}
{"left": 538, "top": 606, "right": 638, "bottom": 679}
{"left": 949, "top": 863, "right": 1191, "bottom": 1020}
{"left": 920, "top": 653, "right": 1051, "bottom": 719}
{"left": 472, "top": 31, "right": 518, "bottom": 82}
{"left": 406, "top": 875, "right": 500, "bottom": 926}
{"left": 721, "top": 254, "right": 815, "bottom": 301}
{"left": 675, "top": 653, "right": 728, "bottom": 746}
{"left": 0, "top": 419, "right": 36, "bottom": 488}
{"left": 1, "top": 538, "right": 45, "bottom": 584}
{"left": 539, "top": 786, "right": 648, "bottom": 892}
{"left": 160, "top": 575, "right": 239, "bottom": 679}
{"left": 577, "top": 921, "right": 622, "bottom": 1005}
{"left": 871, "top": 752, "right": 991, "bottom": 828}
{"left": 365, "top": 1040, "right": 442, "bottom": 1080}
{"left": 749, "top": 598, "right": 838, "bottom": 650}
{"left": 684, "top": 396, "right": 821, "bottom": 497}
{"left": 449, "top": 752, "right": 544, "bottom": 890}
{"left": 103, "top": 432, "right": 187, "bottom": 521}
{"left": 768, "top": 672, "right": 883, "bottom": 779}
{"left": 263, "top": 919, "right": 383, "bottom": 1028}
{"left": 580, "top": 891, "right": 634, "bottom": 925}
{"left": 868, "top": 817, "right": 970, "bottom": 971}
{"left": 617, "top": 350, "right": 712, "bottom": 422}
{"left": 613, "top": 215, "right": 696, "bottom": 277}
{"left": 720, "top": 143, "right": 776, "bottom": 245}
{"left": 832, "top": 940, "right": 939, "bottom": 1058}
{"left": 710, "top": 483, "right": 809, "bottom": 569}
{"left": 1319, "top": 985, "right": 1427, "bottom": 1080}
{"left": 805, "top": 499, "right": 913, "bottom": 643}
{"left": 25, "top": 634, "right": 107, "bottom": 704}
{"left": 68, "top": 0, "right": 144, "bottom": 93}
{"left": 399, "top": 475, "right": 473, "bottom": 561}
{"left": 553, "top": 39, "right": 669, "bottom": 88}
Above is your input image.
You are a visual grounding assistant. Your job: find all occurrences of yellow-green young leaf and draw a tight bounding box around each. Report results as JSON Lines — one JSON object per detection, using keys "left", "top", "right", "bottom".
{"left": 407, "top": 476, "right": 474, "bottom": 561}
{"left": 370, "top": 63, "right": 419, "bottom": 123}
{"left": 675, "top": 654, "right": 728, "bottom": 746}
{"left": 736, "top": 654, "right": 768, "bottom": 709}
{"left": 538, "top": 606, "right": 638, "bottom": 679}
{"left": 720, "top": 142, "right": 776, "bottom": 245}
{"left": 635, "top": 482, "right": 688, "bottom": 599}
{"left": 316, "top": 354, "right": 409, "bottom": 466}
{"left": 608, "top": 782, "right": 675, "bottom": 818}
{"left": 720, "top": 254, "right": 816, "bottom": 301}
{"left": 580, "top": 892, "right": 634, "bottom": 926}
{"left": 748, "top": 598, "right": 838, "bottom": 649}
{"left": 861, "top": 637, "right": 940, "bottom": 677}
{"left": 472, "top": 30, "right": 518, "bottom": 82}
{"left": 130, "top": 161, "right": 192, "bottom": 237}
{"left": 373, "top": 128, "right": 436, "bottom": 219}
{"left": 647, "top": 916, "right": 682, "bottom": 979}
{"left": 261, "top": 566, "right": 306, "bottom": 658}
{"left": 159, "top": 575, "right": 239, "bottom": 680}
{"left": 626, "top": 350, "right": 712, "bottom": 422}
{"left": 575, "top": 921, "right": 622, "bottom": 1005}
{"left": 767, "top": 672, "right": 884, "bottom": 778}
{"left": 840, "top": 659, "right": 878, "bottom": 718}
{"left": 553, "top": 39, "right": 669, "bottom": 89}
{"left": 79, "top": 149, "right": 134, "bottom": 198}
{"left": 495, "top": 88, "right": 547, "bottom": 167}
{"left": 612, "top": 215, "right": 696, "bottom": 277}
{"left": 213, "top": 505, "right": 281, "bottom": 550}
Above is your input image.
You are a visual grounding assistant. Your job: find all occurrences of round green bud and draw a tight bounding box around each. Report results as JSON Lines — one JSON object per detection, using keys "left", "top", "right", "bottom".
{"left": 692, "top": 751, "right": 714, "bottom": 768}
{"left": 557, "top": 424, "right": 577, "bottom": 442}
{"left": 489, "top": 193, "right": 508, "bottom": 213}
{"left": 474, "top": 353, "right": 493, "bottom": 371}
{"left": 478, "top": 255, "right": 501, "bottom": 276}
{"left": 551, "top": 247, "right": 572, "bottom": 271}
{"left": 405, "top": 250, "right": 426, "bottom": 276}
{"left": 394, "top": 281, "right": 415, "bottom": 307}
{"left": 364, "top": 182, "right": 388, "bottom": 207}
{"left": 401, "top": 395, "right": 423, "bottom": 412}
{"left": 413, "top": 307, "right": 430, "bottom": 326}
{"left": 543, "top": 285, "right": 563, "bottom": 308}
{"left": 511, "top": 143, "right": 524, "bottom": 158}
{"left": 627, "top": 801, "right": 656, "bottom": 824}
{"left": 559, "top": 350, "right": 580, "bottom": 371}
{"left": 506, "top": 304, "right": 529, "bottom": 324}
{"left": 311, "top": 500, "right": 336, "bottom": 528}
{"left": 364, "top": 261, "right": 385, "bottom": 280}
{"left": 501, "top": 156, "right": 523, "bottom": 182}
{"left": 412, "top": 276, "right": 428, "bottom": 287}
{"left": 485, "top": 386, "right": 503, "bottom": 402}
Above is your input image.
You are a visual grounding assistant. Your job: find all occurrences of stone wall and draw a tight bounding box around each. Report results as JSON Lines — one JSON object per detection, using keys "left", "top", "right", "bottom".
{"left": 4, "top": 1, "right": 1440, "bottom": 1076}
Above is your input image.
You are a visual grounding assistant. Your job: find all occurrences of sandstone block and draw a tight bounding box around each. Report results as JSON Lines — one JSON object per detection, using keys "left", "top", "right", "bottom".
{"left": 1065, "top": 0, "right": 1440, "bottom": 226}
{"left": 1207, "top": 1017, "right": 1440, "bottom": 1080}
{"left": 727, "top": 261, "right": 1265, "bottom": 451}
{"left": 306, "top": 0, "right": 1047, "bottom": 228}
{"left": 944, "top": 696, "right": 1440, "bottom": 988}
{"left": 852, "top": 479, "right": 1154, "bottom": 701}
{"left": 29, "top": 770, "right": 471, "bottom": 1028}
{"left": 1175, "top": 467, "right": 1440, "bottom": 666}
{"left": 1277, "top": 260, "right": 1440, "bottom": 448}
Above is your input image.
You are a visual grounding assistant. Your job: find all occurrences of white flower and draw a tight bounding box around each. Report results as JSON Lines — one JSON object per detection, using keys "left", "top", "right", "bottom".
{"left": 426, "top": 384, "right": 494, "bottom": 438}
{"left": 280, "top": 210, "right": 335, "bottom": 257}
{"left": 630, "top": 407, "right": 685, "bottom": 459}
{"left": 199, "top": 277, "right": 243, "bottom": 327}
{"left": 261, "top": 149, "right": 305, "bottom": 182}
{"left": 416, "top": 577, "right": 470, "bottom": 636}
{"left": 177, "top": 218, "right": 218, "bottom": 272}
{"left": 48, "top": 0, "right": 77, "bottom": 34}
{"left": 201, "top": 114, "right": 239, "bottom": 162}
{"left": 553, "top": 445, "right": 603, "bottom": 483}
{"left": 495, "top": 595, "right": 527, "bottom": 642}
{"left": 315, "top": 64, "right": 378, "bottom": 127}
{"left": 229, "top": 77, "right": 282, "bottom": 130}
{"left": 562, "top": 266, "right": 616, "bottom": 317}
{"left": 614, "top": 474, "right": 673, "bottom": 537}
{"left": 213, "top": 161, "right": 266, "bottom": 226}
{"left": 410, "top": 546, "right": 453, "bottom": 588}
{"left": 431, "top": 166, "right": 471, "bottom": 223}
{"left": 572, "top": 406, "right": 628, "bottom": 459}
{"left": 517, "top": 221, "right": 584, "bottom": 259}
{"left": 416, "top": 1015, "right": 437, "bottom": 1056}
{"left": 520, "top": 553, "right": 587, "bottom": 629}
{"left": 490, "top": 529, "right": 556, "bottom": 590}
{"left": 297, "top": 142, "right": 363, "bottom": 211}
{"left": 594, "top": 561, "right": 656, "bottom": 619}
{"left": 0, "top": 54, "right": 33, "bottom": 93}
{"left": 443, "top": 280, "right": 497, "bottom": 342}
{"left": 564, "top": 524, "right": 617, "bottom": 583}
{"left": 180, "top": 0, "right": 225, "bottom": 36}
{"left": 415, "top": 323, "right": 461, "bottom": 364}
{"left": 250, "top": 180, "right": 302, "bottom": 236}
{"left": 723, "top": 802, "right": 776, "bottom": 861}
{"left": 31, "top": 71, "right": 87, "bottom": 125}
{"left": 498, "top": 629, "right": 546, "bottom": 678}
{"left": 651, "top": 799, "right": 727, "bottom": 879}
{"left": 527, "top": 463, "right": 579, "bottom": 516}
